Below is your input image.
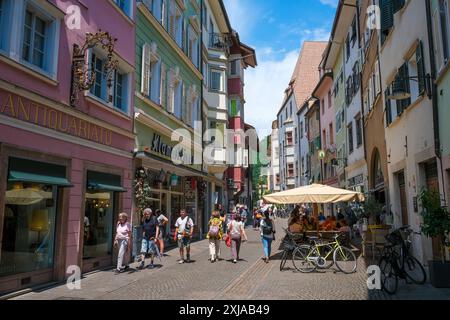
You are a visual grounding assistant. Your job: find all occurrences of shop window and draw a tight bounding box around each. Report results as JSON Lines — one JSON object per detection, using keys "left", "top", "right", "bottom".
{"left": 84, "top": 171, "right": 125, "bottom": 261}
{"left": 1, "top": 157, "right": 72, "bottom": 276}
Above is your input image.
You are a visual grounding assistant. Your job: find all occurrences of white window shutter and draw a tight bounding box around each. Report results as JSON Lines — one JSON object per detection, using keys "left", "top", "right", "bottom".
{"left": 141, "top": 44, "right": 151, "bottom": 96}
{"left": 187, "top": 86, "right": 192, "bottom": 125}
{"left": 433, "top": 9, "right": 444, "bottom": 71}
{"left": 161, "top": 0, "right": 166, "bottom": 27}
{"left": 182, "top": 82, "right": 187, "bottom": 123}
{"left": 375, "top": 60, "right": 381, "bottom": 95}
{"left": 167, "top": 69, "right": 174, "bottom": 113}
{"left": 160, "top": 63, "right": 166, "bottom": 106}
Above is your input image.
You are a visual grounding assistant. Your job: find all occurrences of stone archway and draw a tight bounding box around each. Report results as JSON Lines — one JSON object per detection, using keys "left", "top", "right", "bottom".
{"left": 370, "top": 148, "right": 386, "bottom": 205}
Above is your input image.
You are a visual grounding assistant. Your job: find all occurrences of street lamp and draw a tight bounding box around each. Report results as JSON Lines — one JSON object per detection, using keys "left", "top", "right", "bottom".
{"left": 386, "top": 74, "right": 433, "bottom": 100}
{"left": 70, "top": 30, "right": 119, "bottom": 106}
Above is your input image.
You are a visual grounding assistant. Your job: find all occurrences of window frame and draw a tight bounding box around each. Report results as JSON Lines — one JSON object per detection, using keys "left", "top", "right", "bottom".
{"left": 0, "top": 0, "right": 61, "bottom": 80}
{"left": 209, "top": 68, "right": 225, "bottom": 92}
{"left": 88, "top": 49, "right": 131, "bottom": 114}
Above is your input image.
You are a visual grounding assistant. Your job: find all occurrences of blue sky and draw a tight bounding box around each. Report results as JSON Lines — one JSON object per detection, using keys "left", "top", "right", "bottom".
{"left": 223, "top": 0, "right": 338, "bottom": 136}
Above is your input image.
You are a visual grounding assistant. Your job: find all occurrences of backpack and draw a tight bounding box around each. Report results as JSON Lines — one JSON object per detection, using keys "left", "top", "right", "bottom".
{"left": 262, "top": 220, "right": 273, "bottom": 235}
{"left": 208, "top": 219, "right": 220, "bottom": 238}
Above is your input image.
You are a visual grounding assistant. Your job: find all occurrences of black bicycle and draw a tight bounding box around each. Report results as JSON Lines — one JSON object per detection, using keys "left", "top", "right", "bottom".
{"left": 279, "top": 229, "right": 309, "bottom": 271}
{"left": 379, "top": 226, "right": 427, "bottom": 294}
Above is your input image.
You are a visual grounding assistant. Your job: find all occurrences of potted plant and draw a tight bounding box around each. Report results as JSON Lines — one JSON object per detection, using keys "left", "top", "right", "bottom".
{"left": 419, "top": 189, "right": 450, "bottom": 288}
{"left": 362, "top": 196, "right": 383, "bottom": 225}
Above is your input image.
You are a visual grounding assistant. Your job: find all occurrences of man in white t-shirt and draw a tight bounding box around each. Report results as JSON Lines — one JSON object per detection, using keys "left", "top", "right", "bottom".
{"left": 174, "top": 209, "right": 194, "bottom": 264}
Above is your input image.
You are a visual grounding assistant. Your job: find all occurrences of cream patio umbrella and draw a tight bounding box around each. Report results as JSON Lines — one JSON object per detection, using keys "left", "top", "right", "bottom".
{"left": 263, "top": 184, "right": 365, "bottom": 237}
{"left": 263, "top": 184, "right": 365, "bottom": 205}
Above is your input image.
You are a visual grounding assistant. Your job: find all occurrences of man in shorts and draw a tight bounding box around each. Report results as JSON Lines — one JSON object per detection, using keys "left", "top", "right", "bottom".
{"left": 174, "top": 209, "right": 194, "bottom": 264}
{"left": 139, "top": 208, "right": 159, "bottom": 269}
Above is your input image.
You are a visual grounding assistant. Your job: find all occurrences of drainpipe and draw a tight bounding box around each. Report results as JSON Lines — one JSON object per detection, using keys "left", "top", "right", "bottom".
{"left": 425, "top": 0, "right": 446, "bottom": 203}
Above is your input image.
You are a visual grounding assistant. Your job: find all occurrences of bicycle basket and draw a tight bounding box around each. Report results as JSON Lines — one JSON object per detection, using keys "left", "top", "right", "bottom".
{"left": 385, "top": 231, "right": 403, "bottom": 245}
{"left": 281, "top": 237, "right": 297, "bottom": 251}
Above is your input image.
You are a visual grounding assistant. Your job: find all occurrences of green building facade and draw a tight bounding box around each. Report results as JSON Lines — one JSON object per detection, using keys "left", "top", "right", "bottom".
{"left": 133, "top": 0, "right": 205, "bottom": 238}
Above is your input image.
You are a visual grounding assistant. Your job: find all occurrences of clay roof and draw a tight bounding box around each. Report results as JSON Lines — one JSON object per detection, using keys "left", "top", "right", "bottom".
{"left": 284, "top": 41, "right": 328, "bottom": 109}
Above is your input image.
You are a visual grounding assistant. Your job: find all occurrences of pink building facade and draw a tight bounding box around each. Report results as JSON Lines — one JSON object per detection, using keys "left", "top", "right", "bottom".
{"left": 313, "top": 67, "right": 338, "bottom": 187}
{"left": 225, "top": 32, "right": 256, "bottom": 206}
{"left": 0, "top": 0, "right": 135, "bottom": 294}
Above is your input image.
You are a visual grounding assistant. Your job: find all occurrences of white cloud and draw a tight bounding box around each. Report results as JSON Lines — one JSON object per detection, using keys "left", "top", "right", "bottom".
{"left": 243, "top": 49, "right": 300, "bottom": 136}
{"left": 319, "top": 0, "right": 338, "bottom": 7}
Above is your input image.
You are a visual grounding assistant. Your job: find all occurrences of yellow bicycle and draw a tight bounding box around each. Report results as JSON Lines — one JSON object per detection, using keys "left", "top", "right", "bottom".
{"left": 292, "top": 233, "right": 357, "bottom": 274}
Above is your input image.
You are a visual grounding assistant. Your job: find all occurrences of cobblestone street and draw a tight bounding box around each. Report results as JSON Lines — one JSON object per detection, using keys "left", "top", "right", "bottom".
{"left": 11, "top": 219, "right": 450, "bottom": 301}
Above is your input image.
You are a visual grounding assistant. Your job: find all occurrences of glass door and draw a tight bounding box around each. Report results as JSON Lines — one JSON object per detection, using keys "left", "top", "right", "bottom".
{"left": 83, "top": 191, "right": 114, "bottom": 260}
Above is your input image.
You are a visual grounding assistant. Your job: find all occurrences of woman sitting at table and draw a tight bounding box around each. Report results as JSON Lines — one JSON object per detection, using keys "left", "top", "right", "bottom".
{"left": 288, "top": 212, "right": 303, "bottom": 234}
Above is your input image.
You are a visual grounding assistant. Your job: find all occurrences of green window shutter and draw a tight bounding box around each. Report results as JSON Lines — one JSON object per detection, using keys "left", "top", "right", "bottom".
{"left": 393, "top": 0, "right": 405, "bottom": 13}
{"left": 416, "top": 40, "right": 426, "bottom": 95}
{"left": 380, "top": 0, "right": 394, "bottom": 40}
{"left": 231, "top": 100, "right": 237, "bottom": 117}
{"left": 385, "top": 88, "right": 392, "bottom": 126}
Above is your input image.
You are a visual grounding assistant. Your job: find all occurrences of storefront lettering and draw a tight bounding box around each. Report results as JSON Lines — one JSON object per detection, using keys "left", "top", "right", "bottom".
{"left": 152, "top": 134, "right": 173, "bottom": 158}
{"left": 0, "top": 91, "right": 113, "bottom": 146}
{"left": 348, "top": 174, "right": 364, "bottom": 187}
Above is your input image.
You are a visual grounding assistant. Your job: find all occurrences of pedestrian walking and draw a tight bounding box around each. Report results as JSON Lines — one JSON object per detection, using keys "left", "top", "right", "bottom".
{"left": 260, "top": 211, "right": 276, "bottom": 263}
{"left": 139, "top": 208, "right": 160, "bottom": 270}
{"left": 156, "top": 209, "right": 169, "bottom": 256}
{"left": 174, "top": 209, "right": 194, "bottom": 264}
{"left": 207, "top": 210, "right": 223, "bottom": 263}
{"left": 227, "top": 213, "right": 248, "bottom": 263}
{"left": 114, "top": 213, "right": 132, "bottom": 274}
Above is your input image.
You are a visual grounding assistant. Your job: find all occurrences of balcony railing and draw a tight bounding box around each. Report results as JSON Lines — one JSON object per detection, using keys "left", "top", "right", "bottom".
{"left": 209, "top": 33, "right": 231, "bottom": 51}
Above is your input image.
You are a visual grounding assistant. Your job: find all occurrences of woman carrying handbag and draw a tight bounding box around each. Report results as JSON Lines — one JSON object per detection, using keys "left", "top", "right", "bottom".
{"left": 226, "top": 214, "right": 248, "bottom": 264}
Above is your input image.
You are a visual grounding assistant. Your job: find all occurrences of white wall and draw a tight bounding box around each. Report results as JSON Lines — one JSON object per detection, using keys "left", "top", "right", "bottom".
{"left": 380, "top": 0, "right": 436, "bottom": 264}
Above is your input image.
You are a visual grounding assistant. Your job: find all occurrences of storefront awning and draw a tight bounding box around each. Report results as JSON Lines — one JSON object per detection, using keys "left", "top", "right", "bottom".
{"left": 87, "top": 171, "right": 127, "bottom": 193}
{"left": 8, "top": 157, "right": 72, "bottom": 187}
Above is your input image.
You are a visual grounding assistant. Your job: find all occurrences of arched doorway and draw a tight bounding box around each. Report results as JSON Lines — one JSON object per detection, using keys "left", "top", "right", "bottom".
{"left": 372, "top": 149, "right": 386, "bottom": 205}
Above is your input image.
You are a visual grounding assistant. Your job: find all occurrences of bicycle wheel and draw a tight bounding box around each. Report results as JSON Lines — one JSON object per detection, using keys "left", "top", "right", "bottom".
{"left": 280, "top": 250, "right": 288, "bottom": 272}
{"left": 333, "top": 246, "right": 357, "bottom": 274}
{"left": 379, "top": 257, "right": 398, "bottom": 295}
{"left": 292, "top": 245, "right": 317, "bottom": 273}
{"left": 404, "top": 255, "right": 427, "bottom": 285}
{"left": 316, "top": 244, "right": 334, "bottom": 269}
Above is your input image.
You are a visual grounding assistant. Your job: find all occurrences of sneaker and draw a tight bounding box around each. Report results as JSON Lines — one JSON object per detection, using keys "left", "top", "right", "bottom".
{"left": 149, "top": 264, "right": 155, "bottom": 269}
{"left": 114, "top": 269, "right": 121, "bottom": 274}
{"left": 137, "top": 262, "right": 145, "bottom": 270}
{"left": 233, "top": 260, "right": 237, "bottom": 264}
{"left": 179, "top": 260, "right": 185, "bottom": 264}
